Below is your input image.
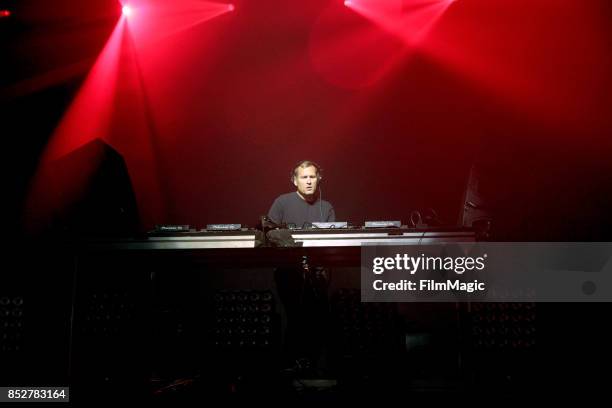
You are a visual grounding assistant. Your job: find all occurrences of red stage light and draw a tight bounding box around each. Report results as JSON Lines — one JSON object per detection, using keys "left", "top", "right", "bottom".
{"left": 122, "top": 5, "right": 132, "bottom": 17}
{"left": 228, "top": 4, "right": 235, "bottom": 12}
{"left": 344, "top": 1, "right": 351, "bottom": 7}
{"left": 0, "top": 10, "right": 11, "bottom": 18}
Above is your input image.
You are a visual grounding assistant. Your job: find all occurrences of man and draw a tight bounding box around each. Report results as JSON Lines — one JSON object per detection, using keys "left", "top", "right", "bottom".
{"left": 268, "top": 160, "right": 334, "bottom": 375}
{"left": 268, "top": 160, "right": 335, "bottom": 228}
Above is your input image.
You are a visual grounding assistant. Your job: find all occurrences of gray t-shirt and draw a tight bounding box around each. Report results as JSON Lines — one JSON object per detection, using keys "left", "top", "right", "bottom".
{"left": 268, "top": 192, "right": 335, "bottom": 227}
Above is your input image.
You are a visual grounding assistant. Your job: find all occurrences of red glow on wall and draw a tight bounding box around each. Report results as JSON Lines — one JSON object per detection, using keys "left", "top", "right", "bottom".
{"left": 309, "top": 1, "right": 408, "bottom": 89}
{"left": 421, "top": 0, "right": 610, "bottom": 126}
{"left": 345, "top": 0, "right": 456, "bottom": 46}
{"left": 41, "top": 19, "right": 127, "bottom": 162}
{"left": 26, "top": 18, "right": 128, "bottom": 233}
{"left": 27, "top": 0, "right": 235, "bottom": 232}
{"left": 0, "top": 10, "right": 11, "bottom": 18}
{"left": 310, "top": 0, "right": 455, "bottom": 89}
{"left": 121, "top": 0, "right": 234, "bottom": 49}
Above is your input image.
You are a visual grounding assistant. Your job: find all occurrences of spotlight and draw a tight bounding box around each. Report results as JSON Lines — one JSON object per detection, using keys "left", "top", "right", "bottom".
{"left": 0, "top": 10, "right": 11, "bottom": 18}
{"left": 344, "top": 0, "right": 352, "bottom": 6}
{"left": 122, "top": 5, "right": 132, "bottom": 17}
{"left": 228, "top": 4, "right": 235, "bottom": 12}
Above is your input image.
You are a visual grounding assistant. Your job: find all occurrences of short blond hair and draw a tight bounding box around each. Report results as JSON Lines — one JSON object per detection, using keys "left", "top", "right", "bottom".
{"left": 291, "top": 160, "right": 322, "bottom": 181}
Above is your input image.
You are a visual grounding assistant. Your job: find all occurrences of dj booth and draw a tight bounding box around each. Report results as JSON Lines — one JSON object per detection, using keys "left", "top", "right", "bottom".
{"left": 79, "top": 227, "right": 477, "bottom": 267}
{"left": 5, "top": 227, "right": 537, "bottom": 400}
{"left": 100, "top": 227, "right": 476, "bottom": 248}
{"left": 63, "top": 226, "right": 503, "bottom": 396}
{"left": 68, "top": 226, "right": 478, "bottom": 275}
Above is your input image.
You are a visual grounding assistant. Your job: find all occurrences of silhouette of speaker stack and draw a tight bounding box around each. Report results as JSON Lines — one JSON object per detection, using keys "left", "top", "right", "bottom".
{"left": 0, "top": 295, "right": 25, "bottom": 384}
{"left": 205, "top": 289, "right": 280, "bottom": 362}
{"left": 461, "top": 302, "right": 536, "bottom": 392}
{"left": 45, "top": 139, "right": 140, "bottom": 238}
{"left": 0, "top": 295, "right": 24, "bottom": 351}
{"left": 178, "top": 289, "right": 282, "bottom": 397}
{"left": 43, "top": 140, "right": 149, "bottom": 401}
{"left": 70, "top": 254, "right": 152, "bottom": 402}
{"left": 330, "top": 289, "right": 403, "bottom": 384}
{"left": 0, "top": 245, "right": 75, "bottom": 387}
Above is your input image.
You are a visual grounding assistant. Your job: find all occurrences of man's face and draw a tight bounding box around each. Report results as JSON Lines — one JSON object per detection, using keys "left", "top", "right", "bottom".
{"left": 294, "top": 165, "right": 319, "bottom": 199}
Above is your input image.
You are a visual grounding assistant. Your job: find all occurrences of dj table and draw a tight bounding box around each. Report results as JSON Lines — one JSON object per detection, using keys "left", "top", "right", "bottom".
{"left": 70, "top": 227, "right": 477, "bottom": 267}
{"left": 82, "top": 227, "right": 476, "bottom": 250}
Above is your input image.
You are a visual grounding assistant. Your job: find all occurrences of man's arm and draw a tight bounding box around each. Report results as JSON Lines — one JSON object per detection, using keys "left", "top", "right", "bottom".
{"left": 268, "top": 197, "right": 283, "bottom": 224}
{"left": 326, "top": 205, "right": 336, "bottom": 222}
